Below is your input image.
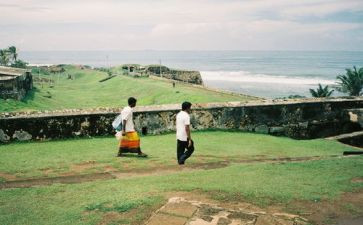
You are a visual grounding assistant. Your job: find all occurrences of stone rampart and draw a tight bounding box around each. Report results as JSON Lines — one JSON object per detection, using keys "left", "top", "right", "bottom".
{"left": 0, "top": 70, "right": 33, "bottom": 100}
{"left": 1, "top": 98, "right": 362, "bottom": 143}
{"left": 146, "top": 65, "right": 203, "bottom": 85}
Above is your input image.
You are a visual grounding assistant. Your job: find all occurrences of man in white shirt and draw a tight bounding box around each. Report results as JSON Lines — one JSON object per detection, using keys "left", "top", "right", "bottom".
{"left": 176, "top": 101, "right": 194, "bottom": 165}
{"left": 117, "top": 97, "right": 147, "bottom": 157}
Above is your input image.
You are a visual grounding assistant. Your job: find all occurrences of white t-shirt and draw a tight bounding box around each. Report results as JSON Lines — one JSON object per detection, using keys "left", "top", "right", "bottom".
{"left": 121, "top": 106, "right": 135, "bottom": 132}
{"left": 176, "top": 111, "right": 190, "bottom": 141}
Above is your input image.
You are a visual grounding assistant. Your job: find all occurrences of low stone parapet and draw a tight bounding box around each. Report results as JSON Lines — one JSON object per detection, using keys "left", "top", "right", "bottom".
{"left": 1, "top": 97, "right": 362, "bottom": 143}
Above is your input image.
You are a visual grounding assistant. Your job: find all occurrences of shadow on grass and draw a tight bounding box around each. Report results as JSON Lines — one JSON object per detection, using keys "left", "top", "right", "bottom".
{"left": 117, "top": 154, "right": 149, "bottom": 159}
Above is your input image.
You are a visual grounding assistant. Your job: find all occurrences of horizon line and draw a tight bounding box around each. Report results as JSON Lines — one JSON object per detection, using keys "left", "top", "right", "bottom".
{"left": 18, "top": 49, "right": 363, "bottom": 52}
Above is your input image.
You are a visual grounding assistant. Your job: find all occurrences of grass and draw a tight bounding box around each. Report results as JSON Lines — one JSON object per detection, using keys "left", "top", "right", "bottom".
{"left": 0, "top": 158, "right": 362, "bottom": 225}
{"left": 0, "top": 131, "right": 362, "bottom": 225}
{"left": 0, "top": 131, "right": 356, "bottom": 179}
{"left": 0, "top": 65, "right": 257, "bottom": 112}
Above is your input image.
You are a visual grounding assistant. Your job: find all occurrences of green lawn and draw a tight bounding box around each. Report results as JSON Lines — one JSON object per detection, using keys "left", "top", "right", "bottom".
{"left": 0, "top": 131, "right": 362, "bottom": 225}
{"left": 0, "top": 131, "right": 356, "bottom": 179}
{"left": 0, "top": 66, "right": 257, "bottom": 112}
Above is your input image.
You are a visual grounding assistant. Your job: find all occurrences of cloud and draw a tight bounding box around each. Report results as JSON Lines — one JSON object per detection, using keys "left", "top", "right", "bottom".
{"left": 0, "top": 0, "right": 362, "bottom": 50}
{"left": 279, "top": 0, "right": 363, "bottom": 18}
{"left": 0, "top": 3, "right": 50, "bottom": 11}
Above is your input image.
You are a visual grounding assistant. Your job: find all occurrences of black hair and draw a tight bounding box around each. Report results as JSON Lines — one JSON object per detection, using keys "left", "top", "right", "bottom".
{"left": 128, "top": 97, "right": 137, "bottom": 106}
{"left": 182, "top": 101, "right": 192, "bottom": 111}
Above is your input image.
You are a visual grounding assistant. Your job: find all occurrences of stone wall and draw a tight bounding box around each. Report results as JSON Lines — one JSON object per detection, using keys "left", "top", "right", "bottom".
{"left": 146, "top": 65, "right": 203, "bottom": 85}
{"left": 0, "top": 98, "right": 362, "bottom": 143}
{"left": 346, "top": 108, "right": 363, "bottom": 128}
{"left": 0, "top": 72, "right": 33, "bottom": 100}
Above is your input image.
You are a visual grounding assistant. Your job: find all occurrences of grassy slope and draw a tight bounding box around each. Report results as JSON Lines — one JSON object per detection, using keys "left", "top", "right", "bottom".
{"left": 0, "top": 157, "right": 362, "bottom": 224}
{"left": 0, "top": 131, "right": 356, "bottom": 179}
{"left": 0, "top": 131, "right": 362, "bottom": 225}
{"left": 0, "top": 66, "right": 257, "bottom": 112}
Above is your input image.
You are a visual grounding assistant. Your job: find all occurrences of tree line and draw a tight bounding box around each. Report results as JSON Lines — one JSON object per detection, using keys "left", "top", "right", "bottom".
{"left": 0, "top": 46, "right": 28, "bottom": 68}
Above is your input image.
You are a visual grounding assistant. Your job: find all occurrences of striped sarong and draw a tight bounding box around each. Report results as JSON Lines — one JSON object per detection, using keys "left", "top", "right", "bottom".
{"left": 119, "top": 131, "right": 140, "bottom": 153}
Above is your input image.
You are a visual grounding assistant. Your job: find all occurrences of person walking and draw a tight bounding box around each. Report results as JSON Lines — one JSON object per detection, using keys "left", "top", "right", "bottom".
{"left": 176, "top": 101, "right": 194, "bottom": 165}
{"left": 117, "top": 97, "right": 148, "bottom": 157}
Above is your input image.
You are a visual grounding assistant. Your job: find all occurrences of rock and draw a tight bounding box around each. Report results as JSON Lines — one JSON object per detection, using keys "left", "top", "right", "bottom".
{"left": 12, "top": 130, "right": 32, "bottom": 141}
{"left": 298, "top": 122, "right": 309, "bottom": 129}
{"left": 0, "top": 129, "right": 10, "bottom": 143}
{"left": 255, "top": 125, "right": 269, "bottom": 134}
{"left": 80, "top": 121, "right": 90, "bottom": 129}
{"left": 269, "top": 126, "right": 285, "bottom": 135}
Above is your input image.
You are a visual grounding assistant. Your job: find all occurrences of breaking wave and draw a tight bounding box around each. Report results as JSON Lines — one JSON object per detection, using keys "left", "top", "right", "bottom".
{"left": 200, "top": 71, "right": 336, "bottom": 85}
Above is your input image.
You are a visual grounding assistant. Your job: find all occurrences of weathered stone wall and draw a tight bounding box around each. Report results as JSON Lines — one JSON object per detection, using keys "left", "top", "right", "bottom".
{"left": 346, "top": 109, "right": 363, "bottom": 128}
{"left": 327, "top": 131, "right": 363, "bottom": 148}
{"left": 146, "top": 65, "right": 203, "bottom": 85}
{"left": 167, "top": 70, "right": 203, "bottom": 85}
{"left": 0, "top": 98, "right": 362, "bottom": 143}
{"left": 0, "top": 72, "right": 33, "bottom": 100}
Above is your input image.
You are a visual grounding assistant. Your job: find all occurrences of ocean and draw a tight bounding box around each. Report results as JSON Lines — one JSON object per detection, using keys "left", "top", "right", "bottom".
{"left": 20, "top": 51, "right": 363, "bottom": 99}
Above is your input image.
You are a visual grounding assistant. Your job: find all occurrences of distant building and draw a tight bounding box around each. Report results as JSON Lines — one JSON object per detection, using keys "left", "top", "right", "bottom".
{"left": 121, "top": 64, "right": 148, "bottom": 77}
{"left": 0, "top": 66, "right": 33, "bottom": 100}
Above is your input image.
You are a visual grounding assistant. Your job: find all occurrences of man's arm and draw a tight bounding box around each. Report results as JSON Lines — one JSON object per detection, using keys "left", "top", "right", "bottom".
{"left": 122, "top": 120, "right": 127, "bottom": 136}
{"left": 185, "top": 124, "right": 192, "bottom": 146}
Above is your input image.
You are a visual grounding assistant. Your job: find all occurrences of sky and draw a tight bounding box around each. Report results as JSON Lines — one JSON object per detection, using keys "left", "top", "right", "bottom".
{"left": 0, "top": 0, "right": 363, "bottom": 51}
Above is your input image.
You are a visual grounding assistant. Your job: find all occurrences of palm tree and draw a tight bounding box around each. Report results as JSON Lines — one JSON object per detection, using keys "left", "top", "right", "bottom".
{"left": 309, "top": 84, "right": 334, "bottom": 97}
{"left": 336, "top": 66, "right": 363, "bottom": 96}
{"left": 0, "top": 49, "right": 9, "bottom": 66}
{"left": 8, "top": 46, "right": 17, "bottom": 63}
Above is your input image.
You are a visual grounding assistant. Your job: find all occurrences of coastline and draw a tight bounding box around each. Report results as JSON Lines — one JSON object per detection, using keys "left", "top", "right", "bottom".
{"left": 148, "top": 75, "right": 262, "bottom": 101}
{"left": 19, "top": 50, "right": 363, "bottom": 98}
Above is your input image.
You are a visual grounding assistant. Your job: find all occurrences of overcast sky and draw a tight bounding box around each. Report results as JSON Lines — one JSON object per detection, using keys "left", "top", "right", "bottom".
{"left": 0, "top": 0, "right": 363, "bottom": 51}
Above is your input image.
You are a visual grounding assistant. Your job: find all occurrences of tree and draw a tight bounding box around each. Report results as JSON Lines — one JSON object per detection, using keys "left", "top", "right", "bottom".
{"left": 0, "top": 49, "right": 9, "bottom": 66}
{"left": 309, "top": 84, "right": 334, "bottom": 97}
{"left": 11, "top": 59, "right": 28, "bottom": 69}
{"left": 336, "top": 66, "right": 363, "bottom": 96}
{"left": 8, "top": 46, "right": 17, "bottom": 63}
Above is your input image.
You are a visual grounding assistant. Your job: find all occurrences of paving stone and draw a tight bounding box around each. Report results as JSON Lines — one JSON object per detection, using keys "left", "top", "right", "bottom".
{"left": 227, "top": 211, "right": 256, "bottom": 222}
{"left": 160, "top": 201, "right": 198, "bottom": 218}
{"left": 146, "top": 213, "right": 188, "bottom": 225}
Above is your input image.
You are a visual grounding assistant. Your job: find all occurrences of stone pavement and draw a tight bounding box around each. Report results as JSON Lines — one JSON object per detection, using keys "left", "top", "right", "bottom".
{"left": 145, "top": 197, "right": 309, "bottom": 225}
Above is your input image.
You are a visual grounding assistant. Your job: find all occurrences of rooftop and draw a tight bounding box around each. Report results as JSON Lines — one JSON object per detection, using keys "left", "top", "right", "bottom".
{"left": 0, "top": 66, "right": 30, "bottom": 81}
{"left": 0, "top": 66, "right": 29, "bottom": 76}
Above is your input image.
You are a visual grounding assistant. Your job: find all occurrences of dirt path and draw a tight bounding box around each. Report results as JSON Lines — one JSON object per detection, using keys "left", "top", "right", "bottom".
{"left": 0, "top": 155, "right": 344, "bottom": 189}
